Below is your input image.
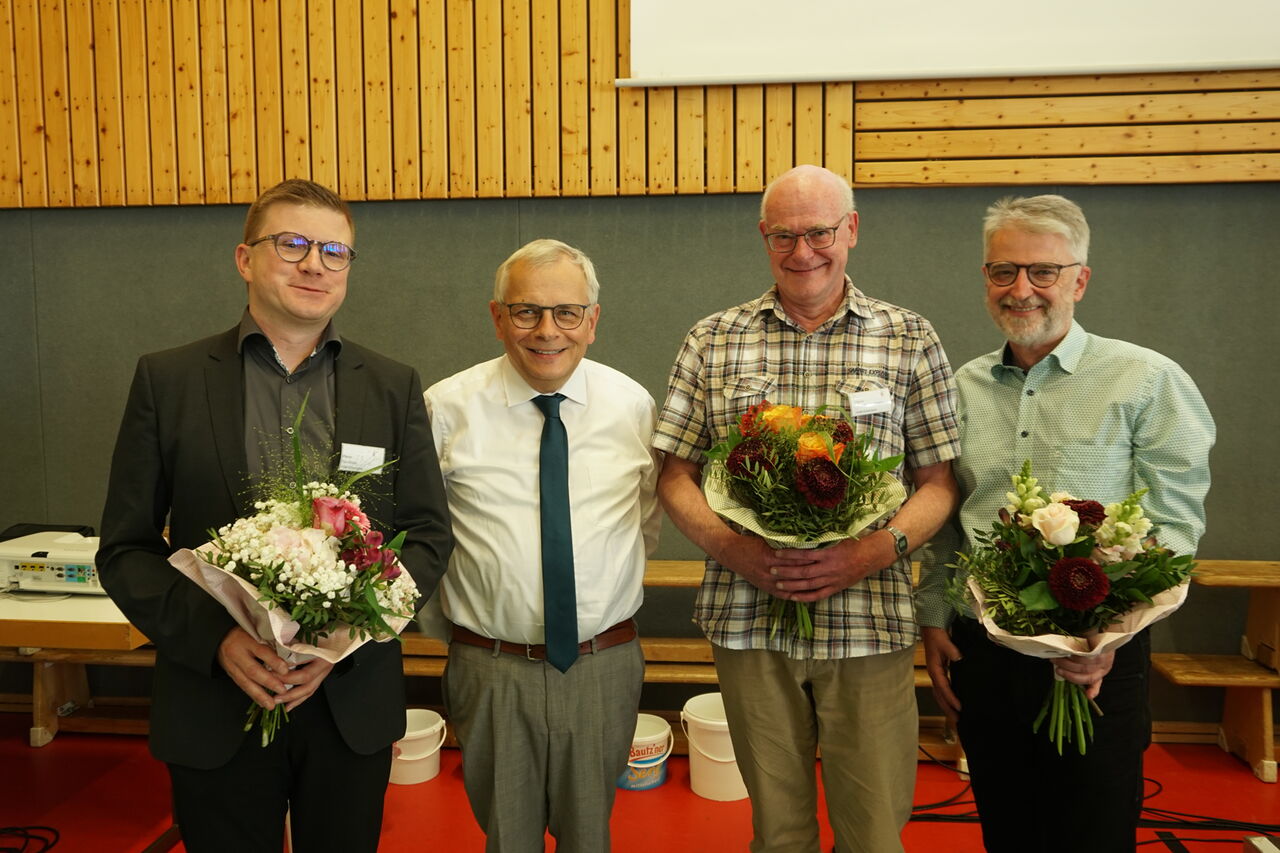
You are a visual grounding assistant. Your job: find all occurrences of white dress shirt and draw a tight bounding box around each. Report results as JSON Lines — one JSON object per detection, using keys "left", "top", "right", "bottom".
{"left": 424, "top": 356, "right": 661, "bottom": 644}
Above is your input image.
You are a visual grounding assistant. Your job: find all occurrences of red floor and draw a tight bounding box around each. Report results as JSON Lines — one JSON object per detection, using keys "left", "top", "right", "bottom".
{"left": 2, "top": 712, "right": 1276, "bottom": 852}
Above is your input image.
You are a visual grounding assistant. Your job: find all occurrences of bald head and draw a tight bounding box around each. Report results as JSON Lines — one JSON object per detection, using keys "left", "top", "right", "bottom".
{"left": 760, "top": 165, "right": 855, "bottom": 223}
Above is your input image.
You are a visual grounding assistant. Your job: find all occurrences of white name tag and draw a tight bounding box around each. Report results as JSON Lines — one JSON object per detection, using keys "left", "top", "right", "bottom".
{"left": 846, "top": 386, "right": 893, "bottom": 416}
{"left": 338, "top": 442, "right": 387, "bottom": 472}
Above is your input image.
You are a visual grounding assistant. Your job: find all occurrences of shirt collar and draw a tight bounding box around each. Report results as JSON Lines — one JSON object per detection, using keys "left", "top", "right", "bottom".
{"left": 992, "top": 319, "right": 1087, "bottom": 378}
{"left": 757, "top": 276, "right": 872, "bottom": 327}
{"left": 236, "top": 308, "right": 342, "bottom": 360}
{"left": 498, "top": 355, "right": 588, "bottom": 408}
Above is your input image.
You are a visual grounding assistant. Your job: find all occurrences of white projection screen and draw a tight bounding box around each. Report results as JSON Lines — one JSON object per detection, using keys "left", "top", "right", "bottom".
{"left": 622, "top": 0, "right": 1280, "bottom": 86}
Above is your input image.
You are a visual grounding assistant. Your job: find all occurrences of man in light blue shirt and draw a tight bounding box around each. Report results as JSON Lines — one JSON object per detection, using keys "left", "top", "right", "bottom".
{"left": 916, "top": 194, "right": 1214, "bottom": 853}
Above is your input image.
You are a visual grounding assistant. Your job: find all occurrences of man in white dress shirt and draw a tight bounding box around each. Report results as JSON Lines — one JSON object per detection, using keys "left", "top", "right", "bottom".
{"left": 424, "top": 238, "right": 661, "bottom": 852}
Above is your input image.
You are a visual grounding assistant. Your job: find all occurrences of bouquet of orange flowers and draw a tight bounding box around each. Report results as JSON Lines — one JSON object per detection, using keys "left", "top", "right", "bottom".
{"left": 704, "top": 402, "right": 905, "bottom": 639}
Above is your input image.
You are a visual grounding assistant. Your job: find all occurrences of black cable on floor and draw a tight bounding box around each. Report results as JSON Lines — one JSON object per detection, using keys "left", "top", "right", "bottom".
{"left": 0, "top": 826, "right": 59, "bottom": 852}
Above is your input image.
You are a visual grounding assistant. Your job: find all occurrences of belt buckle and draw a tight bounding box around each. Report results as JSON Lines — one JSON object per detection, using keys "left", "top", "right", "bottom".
{"left": 524, "top": 643, "right": 538, "bottom": 661}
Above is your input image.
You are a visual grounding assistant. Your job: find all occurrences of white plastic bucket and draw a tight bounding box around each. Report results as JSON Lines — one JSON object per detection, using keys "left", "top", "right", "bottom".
{"left": 616, "top": 713, "right": 674, "bottom": 791}
{"left": 390, "top": 708, "right": 447, "bottom": 785}
{"left": 680, "top": 693, "right": 748, "bottom": 801}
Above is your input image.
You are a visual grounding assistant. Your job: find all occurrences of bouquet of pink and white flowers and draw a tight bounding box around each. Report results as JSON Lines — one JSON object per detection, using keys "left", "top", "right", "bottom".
{"left": 169, "top": 403, "right": 418, "bottom": 746}
{"left": 952, "top": 461, "right": 1195, "bottom": 755}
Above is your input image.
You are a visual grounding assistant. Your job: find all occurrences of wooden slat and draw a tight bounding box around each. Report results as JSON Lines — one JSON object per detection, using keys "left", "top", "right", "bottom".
{"left": 823, "top": 81, "right": 853, "bottom": 182}
{"left": 643, "top": 560, "right": 702, "bottom": 587}
{"left": 675, "top": 86, "right": 704, "bottom": 194}
{"left": 793, "top": 82, "right": 823, "bottom": 167}
{"left": 644, "top": 663, "right": 719, "bottom": 684}
{"left": 389, "top": 0, "right": 420, "bottom": 198}
{"left": 445, "top": 0, "right": 475, "bottom": 197}
{"left": 530, "top": 0, "right": 558, "bottom": 194}
{"left": 279, "top": 0, "right": 309, "bottom": 182}
{"left": 705, "top": 85, "right": 734, "bottom": 193}
{"left": 1152, "top": 653, "right": 1280, "bottom": 688}
{"left": 856, "top": 91, "right": 1280, "bottom": 131}
{"left": 117, "top": 0, "right": 149, "bottom": 203}
{"left": 362, "top": 0, "right": 391, "bottom": 199}
{"left": 735, "top": 84, "right": 763, "bottom": 193}
{"left": 306, "top": 0, "right": 337, "bottom": 191}
{"left": 646, "top": 86, "right": 674, "bottom": 193}
{"left": 418, "top": 0, "right": 446, "bottom": 197}
{"left": 559, "top": 0, "right": 587, "bottom": 195}
{"left": 333, "top": 0, "right": 362, "bottom": 199}
{"left": 198, "top": 0, "right": 229, "bottom": 203}
{"left": 172, "top": 0, "right": 202, "bottom": 202}
{"left": 763, "top": 83, "right": 792, "bottom": 183}
{"left": 614, "top": 0, "right": 645, "bottom": 194}
{"left": 224, "top": 0, "right": 255, "bottom": 202}
{"left": 0, "top": 0, "right": 20, "bottom": 206}
{"left": 1193, "top": 561, "right": 1280, "bottom": 587}
{"left": 856, "top": 122, "right": 1280, "bottom": 160}
{"left": 250, "top": 0, "right": 281, "bottom": 190}
{"left": 38, "top": 1, "right": 72, "bottom": 206}
{"left": 66, "top": 0, "right": 98, "bottom": 205}
{"left": 501, "top": 0, "right": 531, "bottom": 196}
{"left": 586, "top": 0, "right": 616, "bottom": 195}
{"left": 639, "top": 637, "right": 713, "bottom": 662}
{"left": 854, "top": 152, "right": 1280, "bottom": 185}
{"left": 473, "top": 0, "right": 502, "bottom": 197}
{"left": 856, "top": 69, "right": 1280, "bottom": 100}
{"left": 144, "top": 0, "right": 176, "bottom": 203}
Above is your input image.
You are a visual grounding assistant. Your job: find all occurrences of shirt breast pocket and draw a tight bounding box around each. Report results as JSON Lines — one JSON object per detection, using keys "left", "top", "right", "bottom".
{"left": 722, "top": 374, "right": 777, "bottom": 404}
{"left": 836, "top": 377, "right": 897, "bottom": 443}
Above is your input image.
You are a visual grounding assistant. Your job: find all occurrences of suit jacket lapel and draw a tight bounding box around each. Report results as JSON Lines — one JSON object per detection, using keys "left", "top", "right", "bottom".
{"left": 334, "top": 342, "right": 366, "bottom": 448}
{"left": 205, "top": 328, "right": 252, "bottom": 517}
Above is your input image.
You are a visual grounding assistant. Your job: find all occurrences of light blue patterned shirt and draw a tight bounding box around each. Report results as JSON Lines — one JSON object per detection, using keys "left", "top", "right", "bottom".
{"left": 916, "top": 321, "right": 1215, "bottom": 628}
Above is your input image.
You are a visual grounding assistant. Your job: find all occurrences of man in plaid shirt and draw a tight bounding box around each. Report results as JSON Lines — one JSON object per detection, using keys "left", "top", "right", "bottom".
{"left": 653, "top": 165, "right": 960, "bottom": 853}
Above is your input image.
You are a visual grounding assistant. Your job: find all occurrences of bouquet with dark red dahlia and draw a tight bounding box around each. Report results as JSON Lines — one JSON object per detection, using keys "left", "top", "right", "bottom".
{"left": 704, "top": 402, "right": 905, "bottom": 639}
{"left": 953, "top": 461, "right": 1195, "bottom": 755}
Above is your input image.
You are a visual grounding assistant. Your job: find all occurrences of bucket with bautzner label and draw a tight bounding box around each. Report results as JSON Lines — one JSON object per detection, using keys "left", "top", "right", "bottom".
{"left": 616, "top": 713, "right": 674, "bottom": 791}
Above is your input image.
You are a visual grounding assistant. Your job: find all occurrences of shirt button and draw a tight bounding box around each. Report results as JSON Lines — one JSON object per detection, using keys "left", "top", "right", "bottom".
{"left": 286, "top": 427, "right": 295, "bottom": 435}
{"left": 1020, "top": 430, "right": 1029, "bottom": 438}
{"left": 1026, "top": 389, "right": 1035, "bottom": 396}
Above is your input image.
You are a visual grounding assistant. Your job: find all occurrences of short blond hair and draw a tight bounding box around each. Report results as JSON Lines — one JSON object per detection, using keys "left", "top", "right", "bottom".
{"left": 243, "top": 179, "right": 354, "bottom": 244}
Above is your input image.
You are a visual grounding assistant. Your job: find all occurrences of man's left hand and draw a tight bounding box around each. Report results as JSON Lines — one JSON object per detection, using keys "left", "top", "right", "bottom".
{"left": 1054, "top": 650, "right": 1115, "bottom": 700}
{"left": 279, "top": 657, "right": 336, "bottom": 712}
{"left": 770, "top": 533, "right": 895, "bottom": 602}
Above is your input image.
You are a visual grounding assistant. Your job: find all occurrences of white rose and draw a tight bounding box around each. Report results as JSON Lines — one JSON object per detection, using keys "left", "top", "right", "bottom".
{"left": 1030, "top": 502, "right": 1080, "bottom": 546}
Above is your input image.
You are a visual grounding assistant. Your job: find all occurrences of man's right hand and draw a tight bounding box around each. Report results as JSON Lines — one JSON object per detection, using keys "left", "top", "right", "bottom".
{"left": 217, "top": 627, "right": 292, "bottom": 710}
{"left": 714, "top": 533, "right": 819, "bottom": 595}
{"left": 921, "top": 626, "right": 963, "bottom": 725}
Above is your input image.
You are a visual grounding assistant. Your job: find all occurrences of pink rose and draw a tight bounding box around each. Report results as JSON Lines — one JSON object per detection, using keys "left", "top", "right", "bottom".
{"left": 313, "top": 497, "right": 370, "bottom": 537}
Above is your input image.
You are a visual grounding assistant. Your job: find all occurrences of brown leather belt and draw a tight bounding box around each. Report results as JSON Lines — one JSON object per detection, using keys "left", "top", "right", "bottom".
{"left": 450, "top": 619, "right": 637, "bottom": 661}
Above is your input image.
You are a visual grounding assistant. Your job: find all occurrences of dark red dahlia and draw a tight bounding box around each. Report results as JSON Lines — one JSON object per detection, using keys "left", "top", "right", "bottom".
{"left": 726, "top": 437, "right": 775, "bottom": 477}
{"left": 1063, "top": 499, "right": 1106, "bottom": 528}
{"left": 739, "top": 402, "right": 769, "bottom": 437}
{"left": 795, "top": 458, "right": 847, "bottom": 509}
{"left": 1048, "top": 557, "right": 1110, "bottom": 611}
{"left": 831, "top": 420, "right": 855, "bottom": 445}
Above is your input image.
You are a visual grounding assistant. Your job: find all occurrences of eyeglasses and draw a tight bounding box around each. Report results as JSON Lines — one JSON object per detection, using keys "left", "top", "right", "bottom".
{"left": 502, "top": 302, "right": 592, "bottom": 330}
{"left": 983, "top": 261, "right": 1081, "bottom": 288}
{"left": 246, "top": 232, "right": 357, "bottom": 272}
{"left": 763, "top": 215, "right": 848, "bottom": 254}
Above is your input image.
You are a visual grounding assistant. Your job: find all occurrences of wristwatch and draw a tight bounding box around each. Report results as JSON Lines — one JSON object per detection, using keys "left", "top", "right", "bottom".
{"left": 886, "top": 525, "right": 909, "bottom": 557}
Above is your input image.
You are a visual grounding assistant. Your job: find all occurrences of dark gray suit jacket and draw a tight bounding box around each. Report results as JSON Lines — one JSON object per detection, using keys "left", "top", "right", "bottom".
{"left": 97, "top": 326, "right": 452, "bottom": 769}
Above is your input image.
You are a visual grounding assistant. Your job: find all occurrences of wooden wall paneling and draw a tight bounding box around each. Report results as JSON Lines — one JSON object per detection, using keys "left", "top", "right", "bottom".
{"left": 305, "top": 0, "right": 337, "bottom": 191}
{"left": 501, "top": 0, "right": 532, "bottom": 196}
{"left": 224, "top": 0, "right": 255, "bottom": 202}
{"left": 171, "top": 0, "right": 203, "bottom": 203}
{"left": 530, "top": 0, "right": 558, "bottom": 194}
{"left": 856, "top": 69, "right": 1280, "bottom": 100}
{"left": 144, "top": 0, "right": 177, "bottom": 204}
{"left": 418, "top": 0, "right": 446, "bottom": 197}
{"left": 473, "top": 0, "right": 503, "bottom": 197}
{"left": 763, "top": 84, "right": 793, "bottom": 183}
{"left": 119, "top": 0, "right": 151, "bottom": 203}
{"left": 66, "top": 0, "right": 99, "bottom": 205}
{"left": 822, "top": 81, "right": 852, "bottom": 183}
{"left": 389, "top": 0, "right": 421, "bottom": 198}
{"left": 734, "top": 85, "right": 763, "bottom": 193}
{"left": 675, "top": 86, "right": 703, "bottom": 194}
{"left": 704, "top": 85, "right": 733, "bottom": 193}
{"left": 793, "top": 82, "right": 822, "bottom": 169}
{"left": 558, "top": 0, "right": 588, "bottom": 195}
{"left": 361, "top": 0, "right": 392, "bottom": 199}
{"left": 854, "top": 152, "right": 1280, "bottom": 186}
{"left": 197, "top": 0, "right": 229, "bottom": 204}
{"left": 614, "top": 0, "right": 645, "bottom": 195}
{"left": 249, "top": 0, "right": 281, "bottom": 191}
{"left": 279, "top": 0, "right": 310, "bottom": 183}
{"left": 645, "top": 86, "right": 673, "bottom": 193}
{"left": 0, "top": 0, "right": 25, "bottom": 206}
{"left": 445, "top": 0, "right": 476, "bottom": 197}
{"left": 333, "top": 0, "right": 363, "bottom": 199}
{"left": 586, "top": 0, "right": 616, "bottom": 196}
{"left": 37, "top": 1, "right": 72, "bottom": 206}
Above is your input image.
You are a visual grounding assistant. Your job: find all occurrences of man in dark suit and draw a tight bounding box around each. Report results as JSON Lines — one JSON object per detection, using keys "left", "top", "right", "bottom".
{"left": 96, "top": 179, "right": 453, "bottom": 853}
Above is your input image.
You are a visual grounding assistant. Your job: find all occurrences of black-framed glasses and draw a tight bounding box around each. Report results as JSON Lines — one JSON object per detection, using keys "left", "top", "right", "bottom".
{"left": 502, "top": 302, "right": 592, "bottom": 330}
{"left": 763, "top": 215, "right": 848, "bottom": 254}
{"left": 983, "top": 261, "right": 1080, "bottom": 288}
{"left": 246, "top": 232, "right": 357, "bottom": 272}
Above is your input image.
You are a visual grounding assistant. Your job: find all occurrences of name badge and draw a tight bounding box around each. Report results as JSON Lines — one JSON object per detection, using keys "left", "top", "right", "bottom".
{"left": 338, "top": 443, "right": 387, "bottom": 472}
{"left": 846, "top": 386, "right": 893, "bottom": 416}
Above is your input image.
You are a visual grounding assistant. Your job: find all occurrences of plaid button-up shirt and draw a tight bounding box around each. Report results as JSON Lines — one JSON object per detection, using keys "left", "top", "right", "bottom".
{"left": 653, "top": 281, "right": 960, "bottom": 659}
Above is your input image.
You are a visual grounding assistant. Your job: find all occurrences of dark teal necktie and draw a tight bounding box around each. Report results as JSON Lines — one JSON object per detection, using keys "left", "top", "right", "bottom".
{"left": 532, "top": 393, "right": 578, "bottom": 672}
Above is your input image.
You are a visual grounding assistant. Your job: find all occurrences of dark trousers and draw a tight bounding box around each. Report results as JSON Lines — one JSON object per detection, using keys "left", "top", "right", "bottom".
{"left": 950, "top": 618, "right": 1151, "bottom": 853}
{"left": 167, "top": 693, "right": 393, "bottom": 853}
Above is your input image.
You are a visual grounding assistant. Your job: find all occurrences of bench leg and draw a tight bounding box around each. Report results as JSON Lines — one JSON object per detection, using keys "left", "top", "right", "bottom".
{"left": 1219, "top": 686, "right": 1276, "bottom": 783}
{"left": 30, "top": 661, "right": 90, "bottom": 748}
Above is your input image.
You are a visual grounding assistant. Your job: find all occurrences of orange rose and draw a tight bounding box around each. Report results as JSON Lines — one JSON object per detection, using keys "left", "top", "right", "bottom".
{"left": 832, "top": 442, "right": 845, "bottom": 464}
{"left": 795, "top": 432, "right": 832, "bottom": 463}
{"left": 760, "top": 405, "right": 808, "bottom": 433}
